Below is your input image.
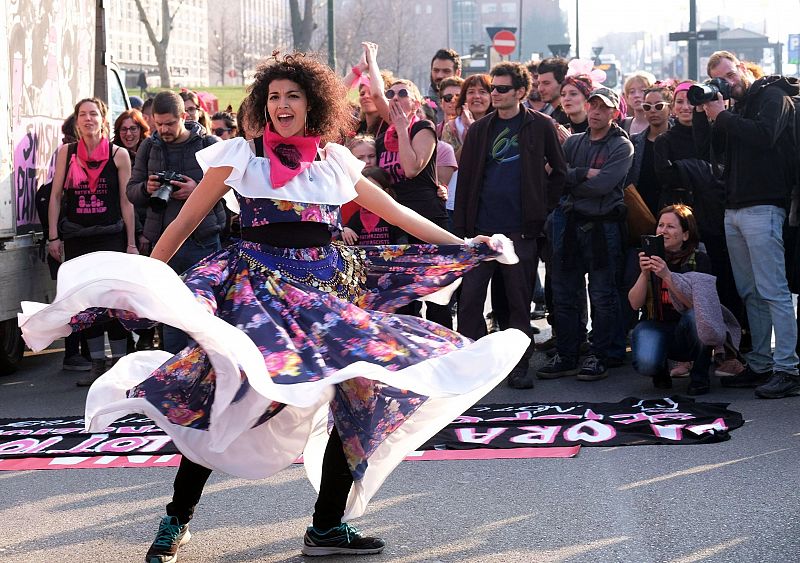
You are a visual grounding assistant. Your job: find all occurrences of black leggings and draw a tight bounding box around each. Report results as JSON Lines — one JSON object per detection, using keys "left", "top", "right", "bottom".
{"left": 166, "top": 426, "right": 353, "bottom": 529}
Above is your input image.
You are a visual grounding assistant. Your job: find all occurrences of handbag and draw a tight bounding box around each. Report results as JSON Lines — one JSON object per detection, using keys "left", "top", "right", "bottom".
{"left": 623, "top": 183, "right": 656, "bottom": 246}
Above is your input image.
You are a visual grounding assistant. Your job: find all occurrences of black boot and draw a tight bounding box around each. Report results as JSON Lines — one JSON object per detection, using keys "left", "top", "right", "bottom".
{"left": 76, "top": 359, "right": 106, "bottom": 387}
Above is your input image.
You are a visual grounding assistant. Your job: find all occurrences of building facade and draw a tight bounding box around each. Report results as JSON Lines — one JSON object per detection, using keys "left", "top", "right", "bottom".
{"left": 108, "top": 0, "right": 210, "bottom": 88}
{"left": 207, "top": 0, "right": 291, "bottom": 86}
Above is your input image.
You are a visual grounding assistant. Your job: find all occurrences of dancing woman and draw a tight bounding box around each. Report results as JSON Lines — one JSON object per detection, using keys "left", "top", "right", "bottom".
{"left": 20, "top": 54, "right": 528, "bottom": 560}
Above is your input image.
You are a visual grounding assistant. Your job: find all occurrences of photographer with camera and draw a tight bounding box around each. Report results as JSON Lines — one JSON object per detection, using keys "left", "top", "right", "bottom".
{"left": 692, "top": 50, "right": 800, "bottom": 399}
{"left": 127, "top": 90, "right": 224, "bottom": 353}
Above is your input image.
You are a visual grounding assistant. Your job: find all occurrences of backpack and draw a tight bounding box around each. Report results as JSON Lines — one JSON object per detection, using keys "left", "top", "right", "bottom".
{"left": 36, "top": 143, "right": 80, "bottom": 235}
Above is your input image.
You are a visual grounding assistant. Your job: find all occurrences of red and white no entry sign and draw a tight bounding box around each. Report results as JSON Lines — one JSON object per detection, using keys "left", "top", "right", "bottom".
{"left": 492, "top": 30, "right": 516, "bottom": 56}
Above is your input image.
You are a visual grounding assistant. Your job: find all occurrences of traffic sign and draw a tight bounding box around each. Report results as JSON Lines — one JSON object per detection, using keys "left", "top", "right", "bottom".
{"left": 669, "top": 30, "right": 717, "bottom": 42}
{"left": 493, "top": 30, "right": 517, "bottom": 56}
{"left": 790, "top": 34, "right": 800, "bottom": 65}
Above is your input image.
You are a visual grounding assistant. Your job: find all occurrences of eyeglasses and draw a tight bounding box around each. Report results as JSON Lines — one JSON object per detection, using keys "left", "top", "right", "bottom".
{"left": 213, "top": 127, "right": 231, "bottom": 136}
{"left": 185, "top": 107, "right": 198, "bottom": 114}
{"left": 385, "top": 88, "right": 409, "bottom": 100}
{"left": 490, "top": 84, "right": 515, "bottom": 94}
{"left": 642, "top": 101, "right": 669, "bottom": 112}
{"left": 441, "top": 93, "right": 458, "bottom": 103}
{"left": 120, "top": 125, "right": 140, "bottom": 134}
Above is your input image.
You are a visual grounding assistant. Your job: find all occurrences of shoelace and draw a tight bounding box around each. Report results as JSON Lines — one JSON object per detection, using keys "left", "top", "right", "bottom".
{"left": 342, "top": 523, "right": 363, "bottom": 542}
{"left": 583, "top": 356, "right": 600, "bottom": 370}
{"left": 153, "top": 519, "right": 182, "bottom": 548}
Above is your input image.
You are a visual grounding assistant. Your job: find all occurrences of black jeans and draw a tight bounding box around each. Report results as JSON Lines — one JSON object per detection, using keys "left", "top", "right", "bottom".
{"left": 457, "top": 233, "right": 538, "bottom": 368}
{"left": 166, "top": 427, "right": 353, "bottom": 529}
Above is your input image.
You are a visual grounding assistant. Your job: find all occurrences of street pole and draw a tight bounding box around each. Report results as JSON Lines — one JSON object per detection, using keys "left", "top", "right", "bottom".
{"left": 575, "top": 0, "right": 580, "bottom": 59}
{"left": 517, "top": 0, "right": 524, "bottom": 61}
{"left": 688, "top": 0, "right": 697, "bottom": 80}
{"left": 327, "top": 0, "right": 336, "bottom": 71}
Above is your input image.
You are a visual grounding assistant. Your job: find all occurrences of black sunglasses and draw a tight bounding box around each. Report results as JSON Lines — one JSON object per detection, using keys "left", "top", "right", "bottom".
{"left": 441, "top": 93, "right": 458, "bottom": 103}
{"left": 642, "top": 101, "right": 669, "bottom": 112}
{"left": 213, "top": 127, "right": 231, "bottom": 136}
{"left": 490, "top": 84, "right": 515, "bottom": 93}
{"left": 385, "top": 88, "right": 410, "bottom": 100}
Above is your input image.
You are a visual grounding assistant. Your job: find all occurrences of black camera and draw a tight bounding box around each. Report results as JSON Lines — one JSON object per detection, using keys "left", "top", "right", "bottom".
{"left": 149, "top": 171, "right": 185, "bottom": 210}
{"left": 641, "top": 234, "right": 665, "bottom": 259}
{"left": 687, "top": 77, "right": 732, "bottom": 105}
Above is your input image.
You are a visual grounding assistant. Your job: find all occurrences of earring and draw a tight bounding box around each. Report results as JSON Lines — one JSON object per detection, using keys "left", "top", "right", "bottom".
{"left": 304, "top": 114, "right": 308, "bottom": 136}
{"left": 264, "top": 106, "right": 268, "bottom": 124}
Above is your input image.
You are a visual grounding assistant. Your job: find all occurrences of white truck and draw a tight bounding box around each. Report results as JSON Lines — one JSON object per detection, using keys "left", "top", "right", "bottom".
{"left": 0, "top": 0, "right": 129, "bottom": 373}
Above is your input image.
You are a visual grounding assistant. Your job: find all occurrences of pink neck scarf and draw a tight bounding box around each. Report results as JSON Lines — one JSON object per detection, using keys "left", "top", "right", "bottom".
{"left": 359, "top": 207, "right": 381, "bottom": 233}
{"left": 383, "top": 114, "right": 418, "bottom": 153}
{"left": 68, "top": 137, "right": 109, "bottom": 193}
{"left": 262, "top": 124, "right": 321, "bottom": 188}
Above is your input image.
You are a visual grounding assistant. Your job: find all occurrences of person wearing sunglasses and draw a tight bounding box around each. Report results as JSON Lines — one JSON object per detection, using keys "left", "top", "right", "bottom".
{"left": 436, "top": 76, "right": 464, "bottom": 137}
{"left": 454, "top": 61, "right": 567, "bottom": 389}
{"left": 625, "top": 86, "right": 674, "bottom": 219}
{"left": 210, "top": 110, "right": 238, "bottom": 140}
{"left": 364, "top": 42, "right": 455, "bottom": 329}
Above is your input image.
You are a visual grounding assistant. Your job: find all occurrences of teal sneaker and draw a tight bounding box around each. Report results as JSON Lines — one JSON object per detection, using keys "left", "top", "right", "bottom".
{"left": 145, "top": 515, "right": 191, "bottom": 563}
{"left": 302, "top": 523, "right": 385, "bottom": 556}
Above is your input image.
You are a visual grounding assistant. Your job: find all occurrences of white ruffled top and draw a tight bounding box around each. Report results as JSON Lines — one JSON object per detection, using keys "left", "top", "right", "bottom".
{"left": 195, "top": 137, "right": 365, "bottom": 213}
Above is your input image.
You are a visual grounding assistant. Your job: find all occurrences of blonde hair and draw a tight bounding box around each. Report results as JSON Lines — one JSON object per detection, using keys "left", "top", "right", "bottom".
{"left": 623, "top": 72, "right": 656, "bottom": 95}
{"left": 388, "top": 79, "right": 423, "bottom": 104}
{"left": 346, "top": 134, "right": 375, "bottom": 151}
{"left": 706, "top": 50, "right": 739, "bottom": 76}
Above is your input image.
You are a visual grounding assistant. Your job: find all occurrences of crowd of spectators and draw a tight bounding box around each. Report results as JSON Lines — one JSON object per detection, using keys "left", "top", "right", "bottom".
{"left": 47, "top": 44, "right": 800, "bottom": 402}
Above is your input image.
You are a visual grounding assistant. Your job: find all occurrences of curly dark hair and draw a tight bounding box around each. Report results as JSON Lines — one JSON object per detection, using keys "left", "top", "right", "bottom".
{"left": 242, "top": 52, "right": 354, "bottom": 143}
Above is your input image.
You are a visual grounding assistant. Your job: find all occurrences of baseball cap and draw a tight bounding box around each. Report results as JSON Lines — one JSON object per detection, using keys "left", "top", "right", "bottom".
{"left": 588, "top": 87, "right": 620, "bottom": 109}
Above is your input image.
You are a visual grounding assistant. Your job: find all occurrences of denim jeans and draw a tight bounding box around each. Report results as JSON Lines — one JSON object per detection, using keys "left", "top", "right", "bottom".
{"left": 631, "top": 312, "right": 712, "bottom": 383}
{"left": 162, "top": 235, "right": 222, "bottom": 354}
{"left": 724, "top": 206, "right": 799, "bottom": 374}
{"left": 550, "top": 208, "right": 625, "bottom": 362}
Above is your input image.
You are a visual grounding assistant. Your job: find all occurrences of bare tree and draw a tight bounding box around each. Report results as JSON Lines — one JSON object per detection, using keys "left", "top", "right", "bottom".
{"left": 234, "top": 35, "right": 255, "bottom": 86}
{"left": 289, "top": 0, "right": 316, "bottom": 52}
{"left": 133, "top": 0, "right": 186, "bottom": 87}
{"left": 209, "top": 20, "right": 235, "bottom": 86}
{"left": 332, "top": 0, "right": 371, "bottom": 72}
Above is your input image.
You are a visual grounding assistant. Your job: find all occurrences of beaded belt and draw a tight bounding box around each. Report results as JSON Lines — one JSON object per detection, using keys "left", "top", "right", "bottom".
{"left": 240, "top": 242, "right": 367, "bottom": 301}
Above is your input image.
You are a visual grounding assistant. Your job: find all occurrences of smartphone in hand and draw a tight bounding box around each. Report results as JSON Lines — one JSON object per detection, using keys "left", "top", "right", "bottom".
{"left": 641, "top": 234, "right": 665, "bottom": 259}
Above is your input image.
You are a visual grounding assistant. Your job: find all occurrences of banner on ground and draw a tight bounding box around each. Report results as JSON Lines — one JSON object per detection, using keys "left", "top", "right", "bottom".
{"left": 426, "top": 396, "right": 743, "bottom": 449}
{"left": 0, "top": 397, "right": 742, "bottom": 469}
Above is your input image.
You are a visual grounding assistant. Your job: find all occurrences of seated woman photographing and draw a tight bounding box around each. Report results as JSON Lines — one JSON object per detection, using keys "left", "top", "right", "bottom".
{"left": 628, "top": 204, "right": 716, "bottom": 395}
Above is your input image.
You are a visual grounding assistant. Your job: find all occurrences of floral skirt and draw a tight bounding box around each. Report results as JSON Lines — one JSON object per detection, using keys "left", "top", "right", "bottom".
{"left": 19, "top": 239, "right": 528, "bottom": 519}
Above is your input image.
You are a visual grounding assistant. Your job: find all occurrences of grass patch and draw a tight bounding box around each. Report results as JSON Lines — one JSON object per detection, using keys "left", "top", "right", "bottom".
{"left": 171, "top": 85, "right": 249, "bottom": 112}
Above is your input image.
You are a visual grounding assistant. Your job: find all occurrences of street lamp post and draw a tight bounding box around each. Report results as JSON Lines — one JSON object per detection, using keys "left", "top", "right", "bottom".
{"left": 327, "top": 0, "right": 336, "bottom": 71}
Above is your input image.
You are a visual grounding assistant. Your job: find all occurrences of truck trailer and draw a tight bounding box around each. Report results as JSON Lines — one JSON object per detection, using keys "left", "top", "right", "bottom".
{"left": 0, "top": 0, "right": 129, "bottom": 373}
